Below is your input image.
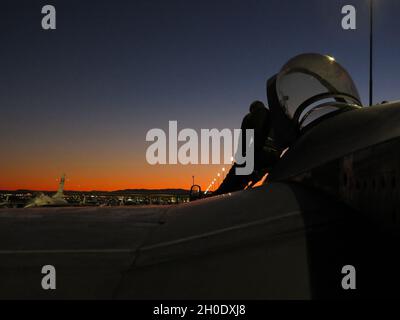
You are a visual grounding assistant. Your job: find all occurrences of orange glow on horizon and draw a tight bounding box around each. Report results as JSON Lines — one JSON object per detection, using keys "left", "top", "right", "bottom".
{"left": 0, "top": 139, "right": 235, "bottom": 192}
{"left": 0, "top": 164, "right": 232, "bottom": 192}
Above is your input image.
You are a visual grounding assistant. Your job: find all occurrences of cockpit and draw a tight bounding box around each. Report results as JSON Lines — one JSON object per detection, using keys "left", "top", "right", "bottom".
{"left": 267, "top": 53, "right": 363, "bottom": 148}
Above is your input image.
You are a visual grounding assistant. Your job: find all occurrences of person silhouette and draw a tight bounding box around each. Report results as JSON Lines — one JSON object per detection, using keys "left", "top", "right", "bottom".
{"left": 214, "top": 101, "right": 280, "bottom": 195}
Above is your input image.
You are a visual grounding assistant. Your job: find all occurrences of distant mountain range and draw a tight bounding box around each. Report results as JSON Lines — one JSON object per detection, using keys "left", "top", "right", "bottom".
{"left": 111, "top": 189, "right": 190, "bottom": 195}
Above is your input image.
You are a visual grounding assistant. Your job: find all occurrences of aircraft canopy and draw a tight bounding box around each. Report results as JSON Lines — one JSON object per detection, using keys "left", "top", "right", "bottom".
{"left": 275, "top": 53, "right": 362, "bottom": 129}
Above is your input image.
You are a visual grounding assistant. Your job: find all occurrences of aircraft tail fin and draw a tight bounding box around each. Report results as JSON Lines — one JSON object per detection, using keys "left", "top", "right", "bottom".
{"left": 53, "top": 174, "right": 65, "bottom": 199}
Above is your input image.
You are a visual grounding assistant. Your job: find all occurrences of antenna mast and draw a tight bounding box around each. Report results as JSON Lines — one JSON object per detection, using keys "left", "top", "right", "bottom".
{"left": 369, "top": 0, "right": 374, "bottom": 106}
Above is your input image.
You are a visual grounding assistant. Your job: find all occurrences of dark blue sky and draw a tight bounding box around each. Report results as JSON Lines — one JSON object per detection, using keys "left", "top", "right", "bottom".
{"left": 1, "top": 0, "right": 400, "bottom": 189}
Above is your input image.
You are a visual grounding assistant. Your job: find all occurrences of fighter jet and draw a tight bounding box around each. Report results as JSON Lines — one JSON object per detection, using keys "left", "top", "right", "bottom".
{"left": 24, "top": 174, "right": 68, "bottom": 208}
{"left": 0, "top": 54, "right": 399, "bottom": 299}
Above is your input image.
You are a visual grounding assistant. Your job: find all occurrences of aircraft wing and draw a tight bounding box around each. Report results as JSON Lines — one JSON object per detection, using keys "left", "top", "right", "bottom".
{"left": 0, "top": 183, "right": 378, "bottom": 299}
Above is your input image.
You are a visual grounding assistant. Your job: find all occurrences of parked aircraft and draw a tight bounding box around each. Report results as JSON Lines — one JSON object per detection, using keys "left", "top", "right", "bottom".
{"left": 24, "top": 174, "right": 68, "bottom": 208}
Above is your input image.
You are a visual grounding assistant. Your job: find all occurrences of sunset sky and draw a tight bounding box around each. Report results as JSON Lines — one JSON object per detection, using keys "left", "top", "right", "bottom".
{"left": 1, "top": 0, "right": 400, "bottom": 191}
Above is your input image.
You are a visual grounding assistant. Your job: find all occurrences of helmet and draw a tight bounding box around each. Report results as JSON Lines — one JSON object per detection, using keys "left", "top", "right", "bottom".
{"left": 274, "top": 53, "right": 362, "bottom": 129}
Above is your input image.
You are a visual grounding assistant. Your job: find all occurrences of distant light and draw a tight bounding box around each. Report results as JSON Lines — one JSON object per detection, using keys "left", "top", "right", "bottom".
{"left": 222, "top": 167, "right": 225, "bottom": 172}
{"left": 326, "top": 55, "right": 336, "bottom": 62}
{"left": 217, "top": 173, "right": 220, "bottom": 177}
